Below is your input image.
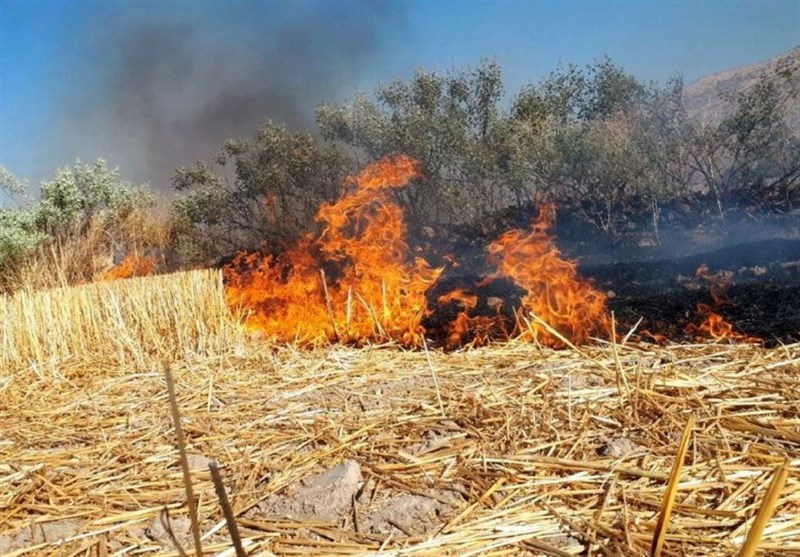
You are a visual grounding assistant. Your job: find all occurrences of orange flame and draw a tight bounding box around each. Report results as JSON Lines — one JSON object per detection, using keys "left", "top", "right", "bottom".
{"left": 224, "top": 156, "right": 442, "bottom": 346}
{"left": 225, "top": 157, "right": 611, "bottom": 348}
{"left": 685, "top": 265, "right": 759, "bottom": 343}
{"left": 685, "top": 303, "right": 759, "bottom": 343}
{"left": 436, "top": 288, "right": 507, "bottom": 349}
{"left": 103, "top": 252, "right": 156, "bottom": 280}
{"left": 486, "top": 204, "right": 610, "bottom": 346}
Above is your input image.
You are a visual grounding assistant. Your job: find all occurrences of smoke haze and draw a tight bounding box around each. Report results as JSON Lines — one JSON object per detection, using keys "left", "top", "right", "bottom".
{"left": 53, "top": 1, "right": 405, "bottom": 190}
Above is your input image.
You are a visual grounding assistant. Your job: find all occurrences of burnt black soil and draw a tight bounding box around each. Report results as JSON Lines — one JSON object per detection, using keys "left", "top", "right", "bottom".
{"left": 578, "top": 237, "right": 800, "bottom": 345}
{"left": 422, "top": 210, "right": 800, "bottom": 346}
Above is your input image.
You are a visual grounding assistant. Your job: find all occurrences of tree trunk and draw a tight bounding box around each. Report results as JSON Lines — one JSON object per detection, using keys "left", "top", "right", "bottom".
{"left": 651, "top": 199, "right": 661, "bottom": 245}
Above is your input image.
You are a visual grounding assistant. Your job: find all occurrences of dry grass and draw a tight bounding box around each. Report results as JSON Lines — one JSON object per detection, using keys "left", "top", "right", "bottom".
{"left": 1, "top": 272, "right": 799, "bottom": 556}
{"left": 1, "top": 269, "right": 242, "bottom": 371}
{"left": 2, "top": 208, "right": 172, "bottom": 293}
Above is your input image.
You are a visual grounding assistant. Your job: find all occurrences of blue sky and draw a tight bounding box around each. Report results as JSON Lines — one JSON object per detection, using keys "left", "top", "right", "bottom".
{"left": 1, "top": 0, "right": 799, "bottom": 201}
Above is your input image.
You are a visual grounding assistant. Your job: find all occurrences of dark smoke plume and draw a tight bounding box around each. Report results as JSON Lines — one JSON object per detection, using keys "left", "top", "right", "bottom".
{"left": 53, "top": 1, "right": 405, "bottom": 189}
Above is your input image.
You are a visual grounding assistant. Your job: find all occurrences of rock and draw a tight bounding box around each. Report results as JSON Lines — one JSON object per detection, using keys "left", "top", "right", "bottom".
{"left": 0, "top": 535, "right": 12, "bottom": 554}
{"left": 36, "top": 519, "right": 82, "bottom": 543}
{"left": 598, "top": 436, "right": 642, "bottom": 458}
{"left": 185, "top": 454, "right": 212, "bottom": 470}
{"left": 0, "top": 519, "right": 83, "bottom": 552}
{"left": 256, "top": 460, "right": 362, "bottom": 521}
{"left": 146, "top": 514, "right": 192, "bottom": 545}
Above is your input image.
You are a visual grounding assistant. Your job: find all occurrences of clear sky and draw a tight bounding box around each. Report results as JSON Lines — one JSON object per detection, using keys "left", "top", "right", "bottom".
{"left": 1, "top": 0, "right": 799, "bottom": 200}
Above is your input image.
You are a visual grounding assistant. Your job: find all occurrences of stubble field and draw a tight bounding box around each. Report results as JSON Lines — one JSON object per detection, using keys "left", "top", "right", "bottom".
{"left": 1, "top": 269, "right": 799, "bottom": 556}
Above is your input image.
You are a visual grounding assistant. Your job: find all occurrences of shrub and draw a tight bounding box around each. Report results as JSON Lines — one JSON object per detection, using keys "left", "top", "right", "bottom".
{"left": 172, "top": 121, "right": 351, "bottom": 264}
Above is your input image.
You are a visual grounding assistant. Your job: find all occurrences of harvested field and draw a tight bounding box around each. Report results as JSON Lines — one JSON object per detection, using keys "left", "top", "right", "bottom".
{"left": 2, "top": 270, "right": 799, "bottom": 556}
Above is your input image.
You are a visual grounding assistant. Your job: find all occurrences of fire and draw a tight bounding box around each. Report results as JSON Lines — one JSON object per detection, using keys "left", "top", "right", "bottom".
{"left": 224, "top": 156, "right": 441, "bottom": 346}
{"left": 686, "top": 304, "right": 759, "bottom": 343}
{"left": 685, "top": 265, "right": 759, "bottom": 343}
{"left": 436, "top": 288, "right": 508, "bottom": 349}
{"left": 486, "top": 204, "right": 610, "bottom": 346}
{"left": 224, "top": 157, "right": 611, "bottom": 348}
{"left": 102, "top": 252, "right": 156, "bottom": 280}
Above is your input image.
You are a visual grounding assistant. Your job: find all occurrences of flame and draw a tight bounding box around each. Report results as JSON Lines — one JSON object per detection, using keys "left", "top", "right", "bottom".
{"left": 103, "top": 252, "right": 156, "bottom": 280}
{"left": 224, "top": 156, "right": 441, "bottom": 346}
{"left": 640, "top": 330, "right": 668, "bottom": 345}
{"left": 225, "top": 157, "right": 610, "bottom": 348}
{"left": 486, "top": 204, "right": 610, "bottom": 346}
{"left": 685, "top": 265, "right": 759, "bottom": 343}
{"left": 436, "top": 288, "right": 507, "bottom": 349}
{"left": 685, "top": 303, "right": 759, "bottom": 343}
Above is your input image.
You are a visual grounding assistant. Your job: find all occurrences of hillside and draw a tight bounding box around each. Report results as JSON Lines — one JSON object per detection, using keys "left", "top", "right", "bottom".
{"left": 684, "top": 46, "right": 800, "bottom": 131}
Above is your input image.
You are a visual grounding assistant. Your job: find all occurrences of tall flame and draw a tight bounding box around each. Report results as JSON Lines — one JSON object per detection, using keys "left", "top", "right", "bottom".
{"left": 225, "top": 157, "right": 611, "bottom": 348}
{"left": 224, "top": 156, "right": 441, "bottom": 346}
{"left": 487, "top": 204, "right": 610, "bottom": 346}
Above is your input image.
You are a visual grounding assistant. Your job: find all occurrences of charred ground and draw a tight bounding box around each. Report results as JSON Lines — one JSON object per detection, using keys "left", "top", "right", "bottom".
{"left": 419, "top": 205, "right": 800, "bottom": 347}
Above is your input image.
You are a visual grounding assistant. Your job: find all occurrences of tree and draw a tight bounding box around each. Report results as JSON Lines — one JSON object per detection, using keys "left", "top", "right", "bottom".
{"left": 688, "top": 65, "right": 800, "bottom": 215}
{"left": 510, "top": 60, "right": 685, "bottom": 241}
{"left": 36, "top": 159, "right": 154, "bottom": 240}
{"left": 317, "top": 61, "right": 529, "bottom": 229}
{"left": 0, "top": 161, "right": 158, "bottom": 289}
{"left": 634, "top": 77, "right": 693, "bottom": 241}
{"left": 172, "top": 121, "right": 351, "bottom": 263}
{"left": 1, "top": 165, "right": 27, "bottom": 198}
{"left": 0, "top": 166, "right": 45, "bottom": 275}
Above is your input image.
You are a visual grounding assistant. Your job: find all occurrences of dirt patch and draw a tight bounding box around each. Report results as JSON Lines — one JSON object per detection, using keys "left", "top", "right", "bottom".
{"left": 254, "top": 459, "right": 363, "bottom": 521}
{"left": 249, "top": 459, "right": 460, "bottom": 539}
{"left": 0, "top": 518, "right": 83, "bottom": 553}
{"left": 360, "top": 493, "right": 456, "bottom": 536}
{"left": 145, "top": 513, "right": 192, "bottom": 546}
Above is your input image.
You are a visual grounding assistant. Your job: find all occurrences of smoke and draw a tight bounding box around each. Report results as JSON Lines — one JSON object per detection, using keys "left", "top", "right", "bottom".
{"left": 53, "top": 1, "right": 405, "bottom": 190}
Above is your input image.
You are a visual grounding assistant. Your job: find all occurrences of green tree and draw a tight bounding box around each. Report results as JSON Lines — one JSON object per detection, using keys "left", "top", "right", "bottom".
{"left": 634, "top": 77, "right": 693, "bottom": 241}
{"left": 36, "top": 159, "right": 154, "bottom": 240}
{"left": 0, "top": 166, "right": 46, "bottom": 275}
{"left": 172, "top": 121, "right": 351, "bottom": 263}
{"left": 511, "top": 60, "right": 685, "bottom": 241}
{"left": 317, "top": 61, "right": 528, "bottom": 229}
{"left": 0, "top": 161, "right": 159, "bottom": 289}
{"left": 688, "top": 65, "right": 800, "bottom": 215}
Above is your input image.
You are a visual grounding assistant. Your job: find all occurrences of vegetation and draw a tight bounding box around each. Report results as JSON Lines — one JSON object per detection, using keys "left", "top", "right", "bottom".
{"left": 0, "top": 160, "right": 167, "bottom": 291}
{"left": 321, "top": 58, "right": 797, "bottom": 241}
{"left": 171, "top": 122, "right": 351, "bottom": 264}
{"left": 2, "top": 56, "right": 798, "bottom": 283}
{"left": 689, "top": 65, "right": 800, "bottom": 214}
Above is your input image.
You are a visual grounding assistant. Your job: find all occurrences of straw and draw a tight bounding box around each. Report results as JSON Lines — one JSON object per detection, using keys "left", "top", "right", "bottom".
{"left": 1, "top": 270, "right": 799, "bottom": 556}
{"left": 650, "top": 414, "right": 694, "bottom": 557}
{"left": 738, "top": 457, "right": 792, "bottom": 557}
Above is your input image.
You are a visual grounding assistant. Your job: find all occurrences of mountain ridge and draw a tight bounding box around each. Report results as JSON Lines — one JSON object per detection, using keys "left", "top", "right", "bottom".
{"left": 683, "top": 46, "right": 800, "bottom": 131}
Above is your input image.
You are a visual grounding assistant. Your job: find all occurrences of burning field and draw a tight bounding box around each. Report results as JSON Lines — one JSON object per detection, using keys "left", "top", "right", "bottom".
{"left": 1, "top": 158, "right": 799, "bottom": 556}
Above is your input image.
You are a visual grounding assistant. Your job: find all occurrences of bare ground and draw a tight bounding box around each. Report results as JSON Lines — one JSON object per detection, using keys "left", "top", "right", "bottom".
{"left": 1, "top": 340, "right": 799, "bottom": 556}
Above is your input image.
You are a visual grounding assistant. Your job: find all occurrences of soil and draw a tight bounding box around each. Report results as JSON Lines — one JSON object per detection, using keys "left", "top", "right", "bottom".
{"left": 248, "top": 459, "right": 461, "bottom": 540}
{"left": 422, "top": 208, "right": 800, "bottom": 346}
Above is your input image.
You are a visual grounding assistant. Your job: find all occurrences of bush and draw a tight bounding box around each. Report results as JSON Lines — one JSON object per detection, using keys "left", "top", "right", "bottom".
{"left": 317, "top": 61, "right": 533, "bottom": 230}
{"left": 0, "top": 160, "right": 165, "bottom": 291}
{"left": 172, "top": 122, "right": 351, "bottom": 264}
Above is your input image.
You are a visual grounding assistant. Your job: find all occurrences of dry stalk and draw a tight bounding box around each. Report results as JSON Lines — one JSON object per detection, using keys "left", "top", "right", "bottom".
{"left": 209, "top": 460, "right": 246, "bottom": 557}
{"left": 422, "top": 336, "right": 445, "bottom": 417}
{"left": 738, "top": 457, "right": 791, "bottom": 557}
{"left": 651, "top": 414, "right": 695, "bottom": 557}
{"left": 164, "top": 362, "right": 204, "bottom": 557}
